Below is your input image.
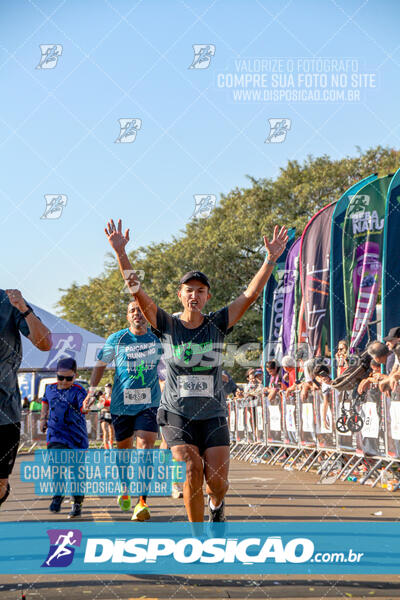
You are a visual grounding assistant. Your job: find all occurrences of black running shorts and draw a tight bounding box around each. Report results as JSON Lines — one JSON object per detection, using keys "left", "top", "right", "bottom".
{"left": 111, "top": 407, "right": 158, "bottom": 442}
{"left": 157, "top": 408, "right": 229, "bottom": 455}
{"left": 0, "top": 422, "right": 21, "bottom": 478}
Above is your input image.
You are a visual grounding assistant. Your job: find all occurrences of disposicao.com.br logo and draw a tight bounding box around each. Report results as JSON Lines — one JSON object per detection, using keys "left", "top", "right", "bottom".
{"left": 82, "top": 535, "right": 364, "bottom": 566}
{"left": 84, "top": 535, "right": 313, "bottom": 564}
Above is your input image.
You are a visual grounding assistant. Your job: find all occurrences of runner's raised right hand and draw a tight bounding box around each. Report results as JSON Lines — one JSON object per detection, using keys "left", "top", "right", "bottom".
{"left": 105, "top": 219, "right": 130, "bottom": 255}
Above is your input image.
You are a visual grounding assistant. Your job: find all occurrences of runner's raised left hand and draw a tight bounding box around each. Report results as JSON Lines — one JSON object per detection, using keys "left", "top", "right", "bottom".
{"left": 263, "top": 226, "right": 288, "bottom": 260}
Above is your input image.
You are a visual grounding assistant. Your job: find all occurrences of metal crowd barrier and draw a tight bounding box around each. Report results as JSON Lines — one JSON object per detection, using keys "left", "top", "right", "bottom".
{"left": 228, "top": 384, "right": 400, "bottom": 489}
{"left": 18, "top": 410, "right": 101, "bottom": 452}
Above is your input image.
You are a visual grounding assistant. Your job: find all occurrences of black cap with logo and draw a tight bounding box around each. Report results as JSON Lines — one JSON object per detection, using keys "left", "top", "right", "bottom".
{"left": 179, "top": 271, "right": 211, "bottom": 289}
{"left": 384, "top": 326, "right": 400, "bottom": 342}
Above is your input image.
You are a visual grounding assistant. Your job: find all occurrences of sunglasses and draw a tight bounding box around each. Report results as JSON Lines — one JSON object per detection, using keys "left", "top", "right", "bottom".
{"left": 57, "top": 375, "right": 74, "bottom": 381}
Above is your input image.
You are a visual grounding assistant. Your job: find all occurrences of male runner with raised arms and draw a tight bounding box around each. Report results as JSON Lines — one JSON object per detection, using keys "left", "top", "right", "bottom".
{"left": 83, "top": 299, "right": 163, "bottom": 521}
{"left": 105, "top": 219, "right": 288, "bottom": 522}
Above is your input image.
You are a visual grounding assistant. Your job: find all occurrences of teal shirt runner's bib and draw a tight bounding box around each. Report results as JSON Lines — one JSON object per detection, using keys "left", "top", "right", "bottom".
{"left": 97, "top": 328, "right": 162, "bottom": 416}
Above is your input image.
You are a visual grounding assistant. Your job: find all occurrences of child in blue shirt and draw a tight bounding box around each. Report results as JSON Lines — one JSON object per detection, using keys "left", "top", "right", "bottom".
{"left": 40, "top": 357, "right": 88, "bottom": 518}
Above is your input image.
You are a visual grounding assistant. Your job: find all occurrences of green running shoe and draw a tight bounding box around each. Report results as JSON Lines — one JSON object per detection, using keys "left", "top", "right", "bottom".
{"left": 117, "top": 495, "right": 132, "bottom": 512}
{"left": 131, "top": 499, "right": 150, "bottom": 521}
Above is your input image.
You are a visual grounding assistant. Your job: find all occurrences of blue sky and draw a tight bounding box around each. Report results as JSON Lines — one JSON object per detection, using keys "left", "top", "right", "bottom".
{"left": 1, "top": 0, "right": 400, "bottom": 313}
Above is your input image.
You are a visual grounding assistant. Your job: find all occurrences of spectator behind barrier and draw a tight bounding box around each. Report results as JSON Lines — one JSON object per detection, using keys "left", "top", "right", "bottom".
{"left": 367, "top": 340, "right": 390, "bottom": 364}
{"left": 335, "top": 340, "right": 349, "bottom": 376}
{"left": 294, "top": 346, "right": 310, "bottom": 385}
{"left": 357, "top": 359, "right": 386, "bottom": 395}
{"left": 384, "top": 327, "right": 400, "bottom": 391}
{"left": 313, "top": 364, "right": 332, "bottom": 430}
{"left": 243, "top": 368, "right": 263, "bottom": 405}
{"left": 221, "top": 370, "right": 238, "bottom": 398}
{"left": 264, "top": 360, "right": 282, "bottom": 402}
{"left": 244, "top": 368, "right": 260, "bottom": 397}
{"left": 264, "top": 360, "right": 281, "bottom": 385}
{"left": 300, "top": 358, "right": 317, "bottom": 401}
{"left": 254, "top": 369, "right": 263, "bottom": 386}
{"left": 282, "top": 355, "right": 296, "bottom": 392}
{"left": 367, "top": 341, "right": 392, "bottom": 394}
{"left": 234, "top": 387, "right": 244, "bottom": 400}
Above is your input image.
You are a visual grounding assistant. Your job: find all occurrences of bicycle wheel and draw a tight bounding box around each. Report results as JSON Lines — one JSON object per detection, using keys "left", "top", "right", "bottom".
{"left": 336, "top": 415, "right": 349, "bottom": 433}
{"left": 347, "top": 413, "right": 363, "bottom": 432}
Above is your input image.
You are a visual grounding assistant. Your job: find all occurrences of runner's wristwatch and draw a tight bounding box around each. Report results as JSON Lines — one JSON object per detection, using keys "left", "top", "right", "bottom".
{"left": 21, "top": 306, "right": 33, "bottom": 318}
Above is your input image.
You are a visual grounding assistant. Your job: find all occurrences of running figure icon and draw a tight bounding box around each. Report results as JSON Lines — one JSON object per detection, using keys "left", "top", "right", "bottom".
{"left": 45, "top": 531, "right": 78, "bottom": 567}
{"left": 46, "top": 335, "right": 78, "bottom": 368}
{"left": 131, "top": 360, "right": 146, "bottom": 386}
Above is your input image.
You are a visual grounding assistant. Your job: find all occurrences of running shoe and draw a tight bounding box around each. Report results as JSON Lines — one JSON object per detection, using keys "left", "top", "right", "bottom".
{"left": 49, "top": 496, "right": 64, "bottom": 513}
{"left": 171, "top": 483, "right": 183, "bottom": 499}
{"left": 207, "top": 497, "right": 226, "bottom": 522}
{"left": 68, "top": 502, "right": 82, "bottom": 519}
{"left": 131, "top": 499, "right": 150, "bottom": 521}
{"left": 117, "top": 495, "right": 132, "bottom": 511}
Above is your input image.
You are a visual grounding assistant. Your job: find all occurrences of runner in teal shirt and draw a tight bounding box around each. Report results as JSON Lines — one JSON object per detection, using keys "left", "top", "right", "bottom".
{"left": 84, "top": 299, "right": 164, "bottom": 522}
{"left": 97, "top": 328, "right": 162, "bottom": 416}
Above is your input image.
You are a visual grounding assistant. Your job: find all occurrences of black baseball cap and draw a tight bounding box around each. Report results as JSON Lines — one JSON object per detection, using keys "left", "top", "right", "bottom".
{"left": 384, "top": 326, "right": 400, "bottom": 341}
{"left": 179, "top": 271, "right": 211, "bottom": 289}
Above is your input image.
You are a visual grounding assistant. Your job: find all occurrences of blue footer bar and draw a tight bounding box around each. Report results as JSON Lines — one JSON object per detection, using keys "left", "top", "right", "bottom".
{"left": 0, "top": 522, "right": 398, "bottom": 574}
